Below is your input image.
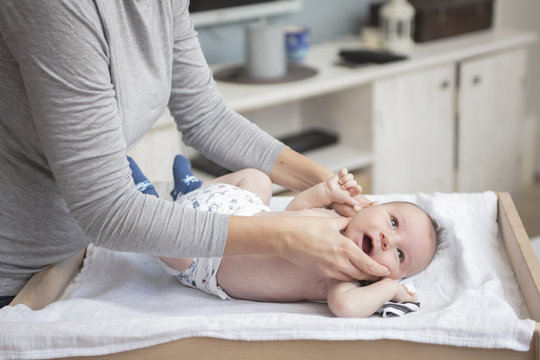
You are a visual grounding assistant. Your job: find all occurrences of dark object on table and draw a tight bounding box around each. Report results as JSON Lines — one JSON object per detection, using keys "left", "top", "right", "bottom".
{"left": 213, "top": 64, "right": 318, "bottom": 85}
{"left": 370, "top": 0, "right": 494, "bottom": 43}
{"left": 279, "top": 128, "right": 338, "bottom": 153}
{"left": 338, "top": 49, "right": 407, "bottom": 65}
{"left": 191, "top": 129, "right": 339, "bottom": 177}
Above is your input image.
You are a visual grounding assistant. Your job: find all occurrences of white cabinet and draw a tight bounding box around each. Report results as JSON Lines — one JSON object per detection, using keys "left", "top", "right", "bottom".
{"left": 372, "top": 64, "right": 456, "bottom": 194}
{"left": 457, "top": 48, "right": 527, "bottom": 194}
{"left": 372, "top": 48, "right": 528, "bottom": 195}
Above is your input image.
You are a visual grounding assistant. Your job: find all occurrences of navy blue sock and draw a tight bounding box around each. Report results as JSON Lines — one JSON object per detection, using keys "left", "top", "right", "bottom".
{"left": 127, "top": 156, "right": 159, "bottom": 197}
{"left": 170, "top": 154, "right": 202, "bottom": 200}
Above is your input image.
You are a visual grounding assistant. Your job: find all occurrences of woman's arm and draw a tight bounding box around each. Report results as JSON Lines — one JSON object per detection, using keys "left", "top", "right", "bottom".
{"left": 270, "top": 148, "right": 334, "bottom": 191}
{"left": 326, "top": 278, "right": 418, "bottom": 318}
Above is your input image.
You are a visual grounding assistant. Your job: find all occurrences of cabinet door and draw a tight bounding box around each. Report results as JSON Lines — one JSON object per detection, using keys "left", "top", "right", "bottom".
{"left": 457, "top": 48, "right": 527, "bottom": 194}
{"left": 373, "top": 64, "right": 455, "bottom": 194}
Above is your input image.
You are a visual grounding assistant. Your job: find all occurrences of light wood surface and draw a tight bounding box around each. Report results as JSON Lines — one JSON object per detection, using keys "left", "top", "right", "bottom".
{"left": 10, "top": 249, "right": 86, "bottom": 310}
{"left": 66, "top": 335, "right": 538, "bottom": 360}
{"left": 498, "top": 192, "right": 540, "bottom": 320}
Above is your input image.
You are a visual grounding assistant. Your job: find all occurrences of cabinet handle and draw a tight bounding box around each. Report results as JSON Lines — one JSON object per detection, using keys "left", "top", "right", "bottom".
{"left": 440, "top": 80, "right": 450, "bottom": 89}
{"left": 472, "top": 75, "right": 482, "bottom": 85}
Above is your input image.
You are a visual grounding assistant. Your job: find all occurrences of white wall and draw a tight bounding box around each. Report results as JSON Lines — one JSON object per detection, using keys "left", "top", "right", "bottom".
{"left": 495, "top": 0, "right": 540, "bottom": 179}
{"left": 197, "top": 0, "right": 370, "bottom": 65}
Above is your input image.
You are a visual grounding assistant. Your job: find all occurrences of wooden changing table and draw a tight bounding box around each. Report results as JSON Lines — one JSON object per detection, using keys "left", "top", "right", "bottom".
{"left": 10, "top": 193, "right": 540, "bottom": 360}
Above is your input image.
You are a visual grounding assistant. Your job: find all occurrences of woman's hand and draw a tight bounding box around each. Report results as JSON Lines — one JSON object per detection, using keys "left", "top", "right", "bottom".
{"left": 226, "top": 214, "right": 390, "bottom": 281}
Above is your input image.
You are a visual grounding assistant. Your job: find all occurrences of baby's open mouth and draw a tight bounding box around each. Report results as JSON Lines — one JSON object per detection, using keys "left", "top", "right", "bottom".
{"left": 362, "top": 234, "right": 373, "bottom": 255}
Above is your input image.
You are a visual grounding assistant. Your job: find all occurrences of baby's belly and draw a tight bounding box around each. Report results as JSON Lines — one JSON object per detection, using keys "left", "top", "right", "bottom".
{"left": 217, "top": 255, "right": 330, "bottom": 302}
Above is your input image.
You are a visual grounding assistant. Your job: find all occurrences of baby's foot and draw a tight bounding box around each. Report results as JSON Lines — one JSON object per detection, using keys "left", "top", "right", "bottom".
{"left": 170, "top": 154, "right": 203, "bottom": 201}
{"left": 127, "top": 156, "right": 159, "bottom": 197}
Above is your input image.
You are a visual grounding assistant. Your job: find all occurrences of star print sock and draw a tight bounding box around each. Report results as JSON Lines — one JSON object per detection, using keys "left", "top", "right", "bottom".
{"left": 127, "top": 156, "right": 159, "bottom": 197}
{"left": 170, "top": 154, "right": 203, "bottom": 201}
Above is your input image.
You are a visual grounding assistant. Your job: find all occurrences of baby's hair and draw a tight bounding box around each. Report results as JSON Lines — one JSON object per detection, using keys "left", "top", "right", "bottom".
{"left": 427, "top": 214, "right": 447, "bottom": 260}
{"left": 409, "top": 202, "right": 446, "bottom": 262}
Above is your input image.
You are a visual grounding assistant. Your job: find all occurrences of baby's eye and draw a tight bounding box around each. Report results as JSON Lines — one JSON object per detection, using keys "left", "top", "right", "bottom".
{"left": 390, "top": 217, "right": 398, "bottom": 230}
{"left": 397, "top": 249, "right": 404, "bottom": 262}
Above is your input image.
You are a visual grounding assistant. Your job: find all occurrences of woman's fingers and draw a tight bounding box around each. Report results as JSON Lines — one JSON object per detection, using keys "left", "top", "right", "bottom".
{"left": 321, "top": 217, "right": 390, "bottom": 280}
{"left": 335, "top": 220, "right": 390, "bottom": 279}
{"left": 349, "top": 252, "right": 390, "bottom": 279}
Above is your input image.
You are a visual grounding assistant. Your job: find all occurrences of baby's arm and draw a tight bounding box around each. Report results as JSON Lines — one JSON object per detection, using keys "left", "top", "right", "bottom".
{"left": 326, "top": 278, "right": 417, "bottom": 318}
{"left": 285, "top": 168, "right": 362, "bottom": 211}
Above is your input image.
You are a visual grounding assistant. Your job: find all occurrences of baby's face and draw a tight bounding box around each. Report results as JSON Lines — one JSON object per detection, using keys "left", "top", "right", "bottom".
{"left": 344, "top": 202, "right": 435, "bottom": 279}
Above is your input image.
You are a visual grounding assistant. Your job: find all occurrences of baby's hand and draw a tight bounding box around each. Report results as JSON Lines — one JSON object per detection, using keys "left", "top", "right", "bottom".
{"left": 389, "top": 280, "right": 418, "bottom": 303}
{"left": 324, "top": 168, "right": 362, "bottom": 211}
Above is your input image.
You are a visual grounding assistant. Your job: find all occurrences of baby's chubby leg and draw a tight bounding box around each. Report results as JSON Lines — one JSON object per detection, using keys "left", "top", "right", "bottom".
{"left": 203, "top": 168, "right": 273, "bottom": 205}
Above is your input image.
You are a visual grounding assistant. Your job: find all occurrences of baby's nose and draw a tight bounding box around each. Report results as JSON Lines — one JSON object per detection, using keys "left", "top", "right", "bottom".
{"left": 380, "top": 232, "right": 390, "bottom": 250}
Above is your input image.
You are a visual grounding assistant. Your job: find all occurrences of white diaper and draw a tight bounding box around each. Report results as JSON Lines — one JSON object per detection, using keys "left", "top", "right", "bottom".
{"left": 175, "top": 257, "right": 229, "bottom": 300}
{"left": 157, "top": 183, "right": 270, "bottom": 299}
{"left": 154, "top": 256, "right": 228, "bottom": 300}
{"left": 175, "top": 182, "right": 271, "bottom": 216}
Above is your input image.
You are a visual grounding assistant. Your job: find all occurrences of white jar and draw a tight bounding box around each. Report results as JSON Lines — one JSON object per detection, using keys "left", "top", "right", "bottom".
{"left": 245, "top": 20, "right": 286, "bottom": 79}
{"left": 380, "top": 0, "right": 415, "bottom": 53}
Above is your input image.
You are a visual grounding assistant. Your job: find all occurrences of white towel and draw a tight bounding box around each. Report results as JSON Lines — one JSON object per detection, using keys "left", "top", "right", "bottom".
{"left": 0, "top": 192, "right": 535, "bottom": 359}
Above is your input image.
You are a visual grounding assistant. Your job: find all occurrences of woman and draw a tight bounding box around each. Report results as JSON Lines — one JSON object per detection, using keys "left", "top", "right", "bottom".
{"left": 0, "top": 1, "right": 388, "bottom": 306}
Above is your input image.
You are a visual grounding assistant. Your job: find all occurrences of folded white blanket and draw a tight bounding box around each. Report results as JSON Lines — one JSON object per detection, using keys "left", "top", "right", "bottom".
{"left": 0, "top": 192, "right": 535, "bottom": 359}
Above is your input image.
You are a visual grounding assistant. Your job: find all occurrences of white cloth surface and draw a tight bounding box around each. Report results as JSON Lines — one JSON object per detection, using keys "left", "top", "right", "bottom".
{"left": 0, "top": 192, "right": 535, "bottom": 359}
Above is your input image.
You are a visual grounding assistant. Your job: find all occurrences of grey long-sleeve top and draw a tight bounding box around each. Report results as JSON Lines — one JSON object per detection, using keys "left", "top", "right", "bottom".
{"left": 0, "top": 0, "right": 285, "bottom": 295}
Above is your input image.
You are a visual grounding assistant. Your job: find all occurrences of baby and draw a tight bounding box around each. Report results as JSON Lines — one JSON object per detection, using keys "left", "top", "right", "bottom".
{"left": 129, "top": 156, "right": 442, "bottom": 318}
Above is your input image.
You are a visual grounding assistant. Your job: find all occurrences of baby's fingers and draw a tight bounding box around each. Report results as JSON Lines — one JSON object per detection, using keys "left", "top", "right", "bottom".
{"left": 402, "top": 284, "right": 418, "bottom": 302}
{"left": 345, "top": 184, "right": 362, "bottom": 197}
{"left": 340, "top": 176, "right": 356, "bottom": 189}
{"left": 338, "top": 168, "right": 349, "bottom": 177}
